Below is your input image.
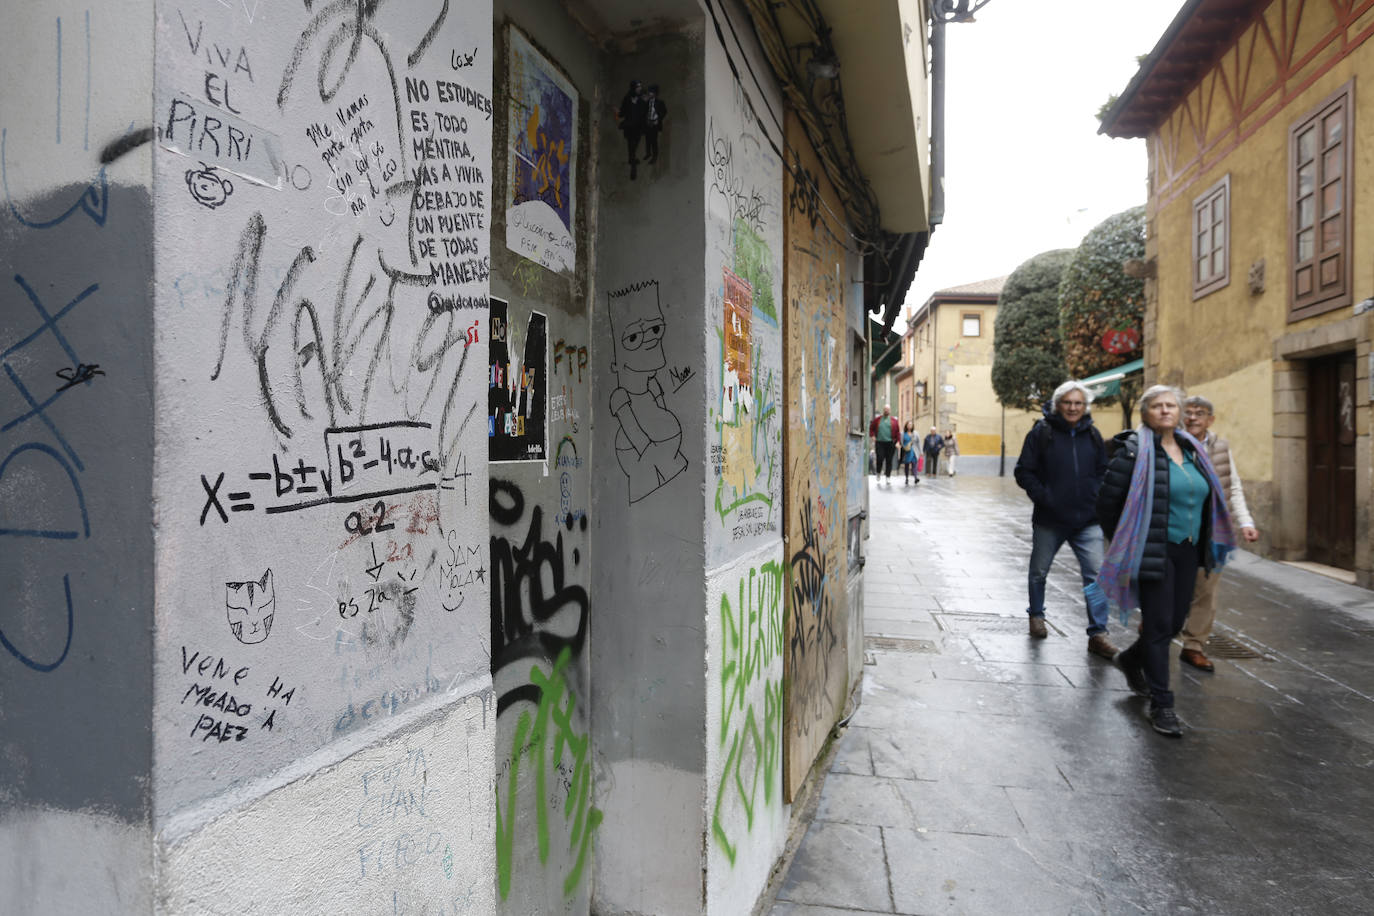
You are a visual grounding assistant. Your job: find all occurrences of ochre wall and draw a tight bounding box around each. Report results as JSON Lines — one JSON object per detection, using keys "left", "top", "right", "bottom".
{"left": 1145, "top": 0, "right": 1374, "bottom": 573}
{"left": 1148, "top": 5, "right": 1374, "bottom": 466}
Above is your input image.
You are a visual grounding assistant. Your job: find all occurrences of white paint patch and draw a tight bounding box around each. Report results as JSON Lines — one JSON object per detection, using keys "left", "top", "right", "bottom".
{"left": 0, "top": 807, "right": 153, "bottom": 915}
{"left": 158, "top": 695, "right": 495, "bottom": 915}
{"left": 592, "top": 760, "right": 704, "bottom": 916}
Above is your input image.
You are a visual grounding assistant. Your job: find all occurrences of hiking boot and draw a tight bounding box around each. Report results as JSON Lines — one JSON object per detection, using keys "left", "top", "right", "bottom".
{"left": 1147, "top": 704, "right": 1183, "bottom": 737}
{"left": 1116, "top": 651, "right": 1148, "bottom": 696}
{"left": 1087, "top": 634, "right": 1119, "bottom": 660}
{"left": 1028, "top": 616, "right": 1048, "bottom": 639}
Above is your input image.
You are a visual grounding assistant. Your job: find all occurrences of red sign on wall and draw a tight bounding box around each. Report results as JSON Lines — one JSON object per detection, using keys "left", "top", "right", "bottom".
{"left": 1101, "top": 326, "right": 1140, "bottom": 355}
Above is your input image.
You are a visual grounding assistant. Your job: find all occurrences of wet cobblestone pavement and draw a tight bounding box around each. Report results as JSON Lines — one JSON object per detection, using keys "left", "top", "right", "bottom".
{"left": 770, "top": 475, "right": 1374, "bottom": 915}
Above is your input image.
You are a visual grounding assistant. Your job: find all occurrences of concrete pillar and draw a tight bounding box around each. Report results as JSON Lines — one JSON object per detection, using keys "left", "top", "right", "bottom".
{"left": 590, "top": 11, "right": 791, "bottom": 913}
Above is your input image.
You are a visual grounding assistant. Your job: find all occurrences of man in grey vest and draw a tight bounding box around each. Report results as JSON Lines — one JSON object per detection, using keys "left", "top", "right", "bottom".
{"left": 1179, "top": 396, "right": 1260, "bottom": 671}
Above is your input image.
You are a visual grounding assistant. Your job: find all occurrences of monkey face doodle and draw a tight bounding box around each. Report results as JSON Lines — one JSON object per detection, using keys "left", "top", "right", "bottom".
{"left": 186, "top": 163, "right": 233, "bottom": 209}
{"left": 226, "top": 569, "right": 275, "bottom": 644}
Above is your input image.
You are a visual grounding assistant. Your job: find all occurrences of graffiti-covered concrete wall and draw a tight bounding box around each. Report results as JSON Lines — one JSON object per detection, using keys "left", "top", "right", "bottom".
{"left": 591, "top": 21, "right": 711, "bottom": 916}
{"left": 147, "top": 0, "right": 497, "bottom": 910}
{"left": 488, "top": 3, "right": 598, "bottom": 912}
{"left": 0, "top": 2, "right": 157, "bottom": 908}
{"left": 702, "top": 0, "right": 790, "bottom": 908}
{"left": 783, "top": 112, "right": 854, "bottom": 801}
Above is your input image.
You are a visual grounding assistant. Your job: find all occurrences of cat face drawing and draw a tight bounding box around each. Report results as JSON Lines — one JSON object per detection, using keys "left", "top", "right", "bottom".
{"left": 226, "top": 569, "right": 275, "bottom": 644}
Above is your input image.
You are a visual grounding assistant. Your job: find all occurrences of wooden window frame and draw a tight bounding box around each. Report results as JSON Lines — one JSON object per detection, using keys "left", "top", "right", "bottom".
{"left": 1288, "top": 80, "right": 1354, "bottom": 322}
{"left": 961, "top": 312, "right": 981, "bottom": 337}
{"left": 1191, "top": 174, "right": 1230, "bottom": 299}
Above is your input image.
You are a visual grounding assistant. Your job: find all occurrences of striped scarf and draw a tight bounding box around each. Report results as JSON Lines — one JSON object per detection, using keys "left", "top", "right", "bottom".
{"left": 1098, "top": 427, "right": 1236, "bottom": 623}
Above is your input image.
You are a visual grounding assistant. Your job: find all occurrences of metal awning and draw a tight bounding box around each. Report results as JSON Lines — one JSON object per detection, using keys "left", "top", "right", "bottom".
{"left": 1081, "top": 358, "right": 1144, "bottom": 399}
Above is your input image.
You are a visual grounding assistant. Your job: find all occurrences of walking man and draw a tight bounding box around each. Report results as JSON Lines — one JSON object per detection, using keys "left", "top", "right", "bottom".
{"left": 1178, "top": 396, "right": 1260, "bottom": 672}
{"left": 922, "top": 427, "right": 944, "bottom": 477}
{"left": 1013, "top": 380, "right": 1116, "bottom": 658}
{"left": 869, "top": 404, "right": 899, "bottom": 483}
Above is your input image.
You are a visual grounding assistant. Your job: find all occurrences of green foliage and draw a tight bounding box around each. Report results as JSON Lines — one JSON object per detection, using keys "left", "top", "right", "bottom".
{"left": 1057, "top": 205, "right": 1145, "bottom": 385}
{"left": 1096, "top": 93, "right": 1120, "bottom": 123}
{"left": 992, "top": 249, "right": 1074, "bottom": 411}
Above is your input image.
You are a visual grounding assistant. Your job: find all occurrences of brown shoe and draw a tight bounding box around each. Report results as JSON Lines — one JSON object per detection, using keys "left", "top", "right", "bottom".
{"left": 1180, "top": 648, "right": 1215, "bottom": 672}
{"left": 1028, "top": 616, "right": 1048, "bottom": 639}
{"left": 1088, "top": 634, "right": 1119, "bottom": 659}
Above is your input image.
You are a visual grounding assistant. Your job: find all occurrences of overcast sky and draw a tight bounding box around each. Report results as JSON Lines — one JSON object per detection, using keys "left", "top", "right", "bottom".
{"left": 902, "top": 0, "right": 1188, "bottom": 317}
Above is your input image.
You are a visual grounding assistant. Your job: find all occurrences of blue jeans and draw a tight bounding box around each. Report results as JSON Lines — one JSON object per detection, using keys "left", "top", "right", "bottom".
{"left": 1026, "top": 522, "right": 1109, "bottom": 636}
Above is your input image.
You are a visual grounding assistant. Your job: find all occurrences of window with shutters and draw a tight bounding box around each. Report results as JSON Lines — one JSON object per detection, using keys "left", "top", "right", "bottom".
{"left": 1191, "top": 175, "right": 1229, "bottom": 299}
{"left": 1289, "top": 82, "right": 1353, "bottom": 321}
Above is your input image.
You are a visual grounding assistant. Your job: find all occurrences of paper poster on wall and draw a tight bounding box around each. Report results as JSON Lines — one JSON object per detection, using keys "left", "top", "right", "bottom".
{"left": 489, "top": 297, "right": 549, "bottom": 462}
{"left": 722, "top": 267, "right": 753, "bottom": 423}
{"left": 506, "top": 26, "right": 577, "bottom": 272}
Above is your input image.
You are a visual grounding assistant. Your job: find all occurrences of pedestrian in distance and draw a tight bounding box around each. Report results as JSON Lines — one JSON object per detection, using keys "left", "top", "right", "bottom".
{"left": 922, "top": 426, "right": 944, "bottom": 477}
{"left": 1176, "top": 395, "right": 1260, "bottom": 672}
{"left": 869, "top": 405, "right": 900, "bottom": 484}
{"left": 1012, "top": 380, "right": 1116, "bottom": 659}
{"left": 900, "top": 421, "right": 920, "bottom": 485}
{"left": 1097, "top": 385, "right": 1236, "bottom": 738}
{"left": 942, "top": 428, "right": 959, "bottom": 477}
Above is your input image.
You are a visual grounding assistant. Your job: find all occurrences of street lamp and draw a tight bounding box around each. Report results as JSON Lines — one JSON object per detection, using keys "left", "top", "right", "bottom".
{"left": 934, "top": 0, "right": 995, "bottom": 22}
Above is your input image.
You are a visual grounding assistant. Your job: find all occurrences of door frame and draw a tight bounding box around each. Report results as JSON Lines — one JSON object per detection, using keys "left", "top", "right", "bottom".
{"left": 1274, "top": 312, "right": 1372, "bottom": 585}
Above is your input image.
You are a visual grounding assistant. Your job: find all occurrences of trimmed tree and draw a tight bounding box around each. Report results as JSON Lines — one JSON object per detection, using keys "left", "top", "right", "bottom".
{"left": 992, "top": 249, "right": 1074, "bottom": 412}
{"left": 1058, "top": 205, "right": 1146, "bottom": 426}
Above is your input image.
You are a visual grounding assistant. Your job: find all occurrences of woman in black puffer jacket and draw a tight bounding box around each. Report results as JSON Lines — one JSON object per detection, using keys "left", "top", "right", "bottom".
{"left": 1096, "top": 385, "right": 1234, "bottom": 737}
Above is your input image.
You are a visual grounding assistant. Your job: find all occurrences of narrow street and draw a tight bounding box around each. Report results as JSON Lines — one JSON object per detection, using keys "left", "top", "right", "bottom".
{"left": 771, "top": 474, "right": 1374, "bottom": 915}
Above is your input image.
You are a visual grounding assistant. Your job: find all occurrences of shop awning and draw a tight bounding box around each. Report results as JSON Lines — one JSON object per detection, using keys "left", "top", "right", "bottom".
{"left": 1081, "top": 358, "right": 1144, "bottom": 399}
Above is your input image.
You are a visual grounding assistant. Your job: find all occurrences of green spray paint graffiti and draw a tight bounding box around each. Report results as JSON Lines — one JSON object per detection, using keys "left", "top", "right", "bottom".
{"left": 712, "top": 560, "right": 785, "bottom": 864}
{"left": 733, "top": 218, "right": 776, "bottom": 322}
{"left": 713, "top": 336, "right": 779, "bottom": 525}
{"left": 495, "top": 647, "right": 603, "bottom": 898}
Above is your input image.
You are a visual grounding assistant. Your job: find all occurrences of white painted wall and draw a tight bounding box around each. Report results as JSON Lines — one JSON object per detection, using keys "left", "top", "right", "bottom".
{"left": 705, "top": 543, "right": 787, "bottom": 911}
{"left": 147, "top": 0, "right": 496, "bottom": 908}
{"left": 158, "top": 691, "right": 495, "bottom": 915}
{"left": 701, "top": 1, "right": 790, "bottom": 909}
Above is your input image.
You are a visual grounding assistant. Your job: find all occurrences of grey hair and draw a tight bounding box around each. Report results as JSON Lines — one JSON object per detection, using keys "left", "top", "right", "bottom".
{"left": 1138, "top": 384, "right": 1185, "bottom": 414}
{"left": 1051, "top": 380, "right": 1093, "bottom": 411}
{"left": 1183, "top": 395, "right": 1214, "bottom": 415}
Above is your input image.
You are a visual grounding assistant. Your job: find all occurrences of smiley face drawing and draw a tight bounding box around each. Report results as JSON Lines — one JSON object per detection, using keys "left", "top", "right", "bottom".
{"left": 185, "top": 163, "right": 233, "bottom": 209}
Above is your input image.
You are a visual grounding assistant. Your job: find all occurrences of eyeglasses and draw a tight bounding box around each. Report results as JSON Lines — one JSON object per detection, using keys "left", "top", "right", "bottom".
{"left": 1183, "top": 410, "right": 1211, "bottom": 418}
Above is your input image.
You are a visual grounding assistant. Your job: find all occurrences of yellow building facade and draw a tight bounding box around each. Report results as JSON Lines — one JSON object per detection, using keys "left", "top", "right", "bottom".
{"left": 898, "top": 278, "right": 1044, "bottom": 473}
{"left": 1103, "top": 0, "right": 1374, "bottom": 583}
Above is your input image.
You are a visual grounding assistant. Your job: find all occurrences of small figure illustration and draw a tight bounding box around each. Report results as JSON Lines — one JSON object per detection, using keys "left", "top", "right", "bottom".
{"left": 642, "top": 84, "right": 667, "bottom": 165}
{"left": 226, "top": 569, "right": 275, "bottom": 644}
{"left": 608, "top": 282, "right": 687, "bottom": 502}
{"left": 617, "top": 79, "right": 646, "bottom": 179}
{"left": 185, "top": 163, "right": 234, "bottom": 209}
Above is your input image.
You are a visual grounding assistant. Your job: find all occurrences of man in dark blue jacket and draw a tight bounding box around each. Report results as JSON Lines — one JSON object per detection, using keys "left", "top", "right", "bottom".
{"left": 1013, "top": 380, "right": 1116, "bottom": 658}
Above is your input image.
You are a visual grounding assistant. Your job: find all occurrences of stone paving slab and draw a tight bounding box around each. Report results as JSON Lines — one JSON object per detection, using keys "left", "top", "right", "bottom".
{"left": 767, "top": 476, "right": 1374, "bottom": 915}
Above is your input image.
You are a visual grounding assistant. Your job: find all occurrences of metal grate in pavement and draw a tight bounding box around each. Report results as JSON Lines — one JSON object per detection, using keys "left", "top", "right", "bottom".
{"left": 932, "top": 612, "right": 1053, "bottom": 635}
{"left": 1205, "top": 633, "right": 1266, "bottom": 659}
{"left": 864, "top": 635, "right": 939, "bottom": 654}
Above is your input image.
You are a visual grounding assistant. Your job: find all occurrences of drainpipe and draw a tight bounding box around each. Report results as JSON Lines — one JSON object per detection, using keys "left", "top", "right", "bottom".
{"left": 928, "top": 12, "right": 946, "bottom": 228}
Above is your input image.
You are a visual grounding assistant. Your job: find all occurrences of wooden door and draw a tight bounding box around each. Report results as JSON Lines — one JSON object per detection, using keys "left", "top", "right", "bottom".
{"left": 1307, "top": 353, "right": 1357, "bottom": 568}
